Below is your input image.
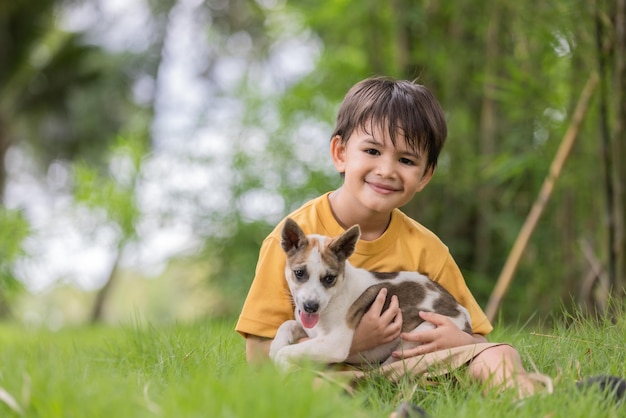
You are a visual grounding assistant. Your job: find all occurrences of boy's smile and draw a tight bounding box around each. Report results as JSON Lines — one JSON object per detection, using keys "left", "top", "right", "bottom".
{"left": 329, "top": 126, "right": 434, "bottom": 237}
{"left": 366, "top": 180, "right": 400, "bottom": 195}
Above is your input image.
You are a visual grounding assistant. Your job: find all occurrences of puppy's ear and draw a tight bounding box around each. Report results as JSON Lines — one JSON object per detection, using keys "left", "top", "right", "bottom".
{"left": 281, "top": 218, "right": 307, "bottom": 254}
{"left": 330, "top": 225, "right": 360, "bottom": 260}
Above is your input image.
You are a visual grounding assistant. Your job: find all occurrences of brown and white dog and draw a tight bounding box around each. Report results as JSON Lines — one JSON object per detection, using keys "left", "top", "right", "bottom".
{"left": 269, "top": 218, "right": 473, "bottom": 370}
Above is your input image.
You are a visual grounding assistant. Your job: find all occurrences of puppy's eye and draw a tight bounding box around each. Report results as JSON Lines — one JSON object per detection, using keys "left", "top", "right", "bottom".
{"left": 321, "top": 275, "right": 336, "bottom": 287}
{"left": 293, "top": 269, "right": 306, "bottom": 280}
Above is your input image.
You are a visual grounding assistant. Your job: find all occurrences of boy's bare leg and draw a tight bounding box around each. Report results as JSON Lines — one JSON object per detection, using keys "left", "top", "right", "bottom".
{"left": 468, "top": 345, "right": 552, "bottom": 399}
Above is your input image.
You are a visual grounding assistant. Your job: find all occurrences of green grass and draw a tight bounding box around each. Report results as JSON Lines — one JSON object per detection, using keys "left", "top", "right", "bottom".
{"left": 0, "top": 310, "right": 625, "bottom": 418}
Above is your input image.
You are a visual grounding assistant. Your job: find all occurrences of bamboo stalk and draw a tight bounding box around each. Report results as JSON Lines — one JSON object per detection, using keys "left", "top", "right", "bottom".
{"left": 485, "top": 73, "right": 599, "bottom": 322}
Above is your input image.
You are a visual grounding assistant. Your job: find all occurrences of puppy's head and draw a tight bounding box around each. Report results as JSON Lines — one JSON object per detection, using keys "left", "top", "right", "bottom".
{"left": 280, "top": 218, "right": 360, "bottom": 329}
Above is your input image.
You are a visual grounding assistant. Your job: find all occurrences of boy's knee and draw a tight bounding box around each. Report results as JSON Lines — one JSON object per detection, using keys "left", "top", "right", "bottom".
{"left": 469, "top": 344, "right": 522, "bottom": 374}
{"left": 483, "top": 344, "right": 521, "bottom": 362}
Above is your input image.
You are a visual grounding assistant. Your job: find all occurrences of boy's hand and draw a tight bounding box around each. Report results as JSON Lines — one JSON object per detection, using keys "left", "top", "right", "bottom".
{"left": 391, "top": 311, "right": 477, "bottom": 358}
{"left": 350, "top": 288, "right": 402, "bottom": 355}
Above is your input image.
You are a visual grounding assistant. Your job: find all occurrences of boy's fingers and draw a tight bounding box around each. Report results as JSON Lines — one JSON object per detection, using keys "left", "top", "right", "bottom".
{"left": 390, "top": 307, "right": 403, "bottom": 337}
{"left": 368, "top": 288, "right": 388, "bottom": 316}
{"left": 419, "top": 310, "right": 446, "bottom": 325}
{"left": 393, "top": 344, "right": 431, "bottom": 358}
{"left": 392, "top": 338, "right": 431, "bottom": 358}
{"left": 390, "top": 294, "right": 399, "bottom": 309}
{"left": 394, "top": 304, "right": 403, "bottom": 324}
{"left": 381, "top": 295, "right": 400, "bottom": 322}
{"left": 399, "top": 331, "right": 423, "bottom": 343}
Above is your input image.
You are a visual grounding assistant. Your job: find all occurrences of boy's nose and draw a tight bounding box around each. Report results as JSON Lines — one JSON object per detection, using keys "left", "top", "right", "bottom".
{"left": 375, "top": 157, "right": 397, "bottom": 178}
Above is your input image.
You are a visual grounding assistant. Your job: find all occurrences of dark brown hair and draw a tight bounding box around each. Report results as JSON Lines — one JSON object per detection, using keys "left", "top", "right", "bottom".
{"left": 332, "top": 76, "right": 447, "bottom": 171}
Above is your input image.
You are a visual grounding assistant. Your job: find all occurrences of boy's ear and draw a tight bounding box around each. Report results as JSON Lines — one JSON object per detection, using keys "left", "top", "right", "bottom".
{"left": 416, "top": 166, "right": 435, "bottom": 192}
{"left": 330, "top": 135, "right": 346, "bottom": 174}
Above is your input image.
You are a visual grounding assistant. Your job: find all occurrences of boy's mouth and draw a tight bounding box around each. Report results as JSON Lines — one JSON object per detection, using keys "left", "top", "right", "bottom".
{"left": 367, "top": 181, "right": 399, "bottom": 195}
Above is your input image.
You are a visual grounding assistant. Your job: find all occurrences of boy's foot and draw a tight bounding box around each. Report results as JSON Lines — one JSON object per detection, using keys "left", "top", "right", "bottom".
{"left": 576, "top": 375, "right": 626, "bottom": 402}
{"left": 389, "top": 402, "right": 429, "bottom": 418}
{"left": 519, "top": 372, "right": 554, "bottom": 398}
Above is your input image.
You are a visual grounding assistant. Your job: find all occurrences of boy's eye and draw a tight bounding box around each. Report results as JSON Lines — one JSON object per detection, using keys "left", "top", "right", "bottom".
{"left": 364, "top": 148, "right": 380, "bottom": 156}
{"left": 399, "top": 157, "right": 415, "bottom": 165}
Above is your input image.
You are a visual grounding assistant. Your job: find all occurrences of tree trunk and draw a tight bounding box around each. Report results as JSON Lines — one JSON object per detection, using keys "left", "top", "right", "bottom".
{"left": 594, "top": 0, "right": 617, "bottom": 297}
{"left": 90, "top": 249, "right": 121, "bottom": 323}
{"left": 475, "top": 3, "right": 500, "bottom": 275}
{"left": 0, "top": 113, "right": 10, "bottom": 204}
{"left": 614, "top": 0, "right": 626, "bottom": 293}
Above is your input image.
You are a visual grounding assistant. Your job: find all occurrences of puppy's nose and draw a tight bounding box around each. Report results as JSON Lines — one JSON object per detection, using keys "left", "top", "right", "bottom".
{"left": 303, "top": 301, "right": 319, "bottom": 313}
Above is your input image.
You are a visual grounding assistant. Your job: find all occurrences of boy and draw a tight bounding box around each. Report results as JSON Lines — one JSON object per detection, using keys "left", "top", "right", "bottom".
{"left": 236, "top": 76, "right": 548, "bottom": 398}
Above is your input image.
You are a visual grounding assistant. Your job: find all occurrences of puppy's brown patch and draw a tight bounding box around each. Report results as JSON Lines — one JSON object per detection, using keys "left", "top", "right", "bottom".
{"left": 430, "top": 286, "right": 472, "bottom": 333}
{"left": 286, "top": 237, "right": 319, "bottom": 274}
{"left": 319, "top": 241, "right": 345, "bottom": 282}
{"left": 286, "top": 239, "right": 313, "bottom": 265}
{"left": 371, "top": 272, "right": 399, "bottom": 280}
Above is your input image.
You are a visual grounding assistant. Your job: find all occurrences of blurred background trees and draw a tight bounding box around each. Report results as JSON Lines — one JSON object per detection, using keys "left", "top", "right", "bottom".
{"left": 0, "top": 0, "right": 624, "bottom": 326}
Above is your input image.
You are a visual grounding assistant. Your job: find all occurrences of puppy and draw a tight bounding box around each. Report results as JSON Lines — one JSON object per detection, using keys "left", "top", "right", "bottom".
{"left": 269, "top": 218, "right": 472, "bottom": 370}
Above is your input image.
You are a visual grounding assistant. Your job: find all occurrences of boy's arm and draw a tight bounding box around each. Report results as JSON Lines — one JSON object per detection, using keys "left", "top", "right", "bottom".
{"left": 247, "top": 334, "right": 312, "bottom": 363}
{"left": 246, "top": 335, "right": 272, "bottom": 363}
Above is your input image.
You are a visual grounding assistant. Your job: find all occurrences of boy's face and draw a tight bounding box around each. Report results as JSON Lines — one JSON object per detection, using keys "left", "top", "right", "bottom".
{"left": 331, "top": 125, "right": 434, "bottom": 215}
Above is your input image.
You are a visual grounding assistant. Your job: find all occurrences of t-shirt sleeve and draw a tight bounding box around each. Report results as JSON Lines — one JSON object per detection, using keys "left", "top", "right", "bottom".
{"left": 235, "top": 235, "right": 294, "bottom": 339}
{"left": 432, "top": 252, "right": 494, "bottom": 336}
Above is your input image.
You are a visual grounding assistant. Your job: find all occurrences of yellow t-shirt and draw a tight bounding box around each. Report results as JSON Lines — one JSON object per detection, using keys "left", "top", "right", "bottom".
{"left": 235, "top": 192, "right": 493, "bottom": 338}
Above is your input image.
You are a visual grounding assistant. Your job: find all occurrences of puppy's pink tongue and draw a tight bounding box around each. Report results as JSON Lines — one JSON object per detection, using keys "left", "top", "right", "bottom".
{"left": 300, "top": 311, "right": 319, "bottom": 328}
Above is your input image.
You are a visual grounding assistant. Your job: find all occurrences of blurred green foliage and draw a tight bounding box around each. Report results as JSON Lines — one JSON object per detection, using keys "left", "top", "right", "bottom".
{"left": 0, "top": 0, "right": 624, "bottom": 325}
{"left": 73, "top": 136, "right": 146, "bottom": 241}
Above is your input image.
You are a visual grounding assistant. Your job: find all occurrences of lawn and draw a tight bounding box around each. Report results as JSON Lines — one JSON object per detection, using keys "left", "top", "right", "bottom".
{"left": 0, "top": 309, "right": 624, "bottom": 417}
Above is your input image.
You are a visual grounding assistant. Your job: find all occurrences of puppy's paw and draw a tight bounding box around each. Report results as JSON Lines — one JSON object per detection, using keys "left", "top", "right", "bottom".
{"left": 273, "top": 349, "right": 298, "bottom": 373}
{"left": 270, "top": 320, "right": 305, "bottom": 361}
